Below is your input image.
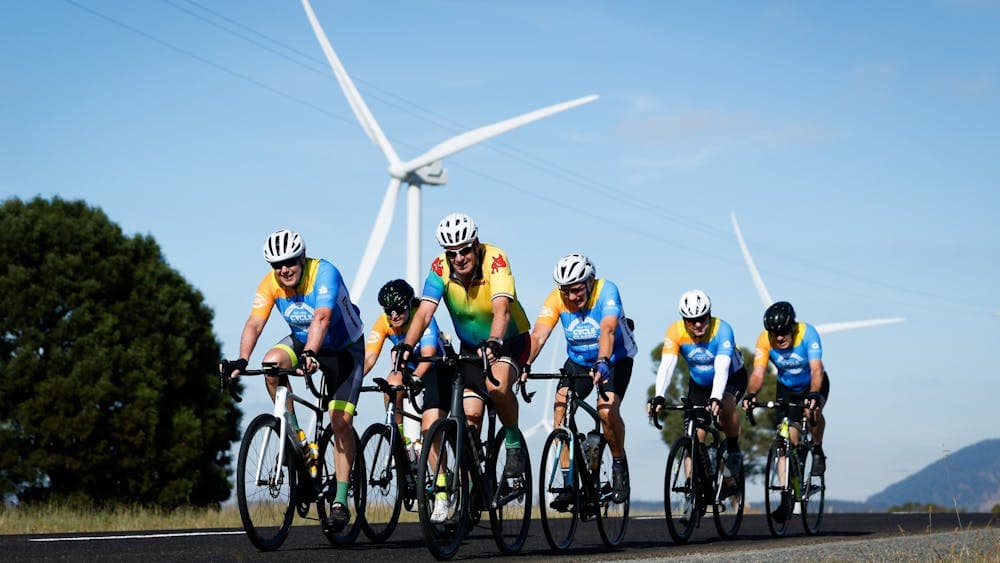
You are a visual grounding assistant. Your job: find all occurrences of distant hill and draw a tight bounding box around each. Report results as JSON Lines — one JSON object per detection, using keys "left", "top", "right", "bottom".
{"left": 867, "top": 439, "right": 1000, "bottom": 512}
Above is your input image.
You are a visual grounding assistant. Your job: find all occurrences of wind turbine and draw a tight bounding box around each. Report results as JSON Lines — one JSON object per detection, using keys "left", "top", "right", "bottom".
{"left": 730, "top": 212, "right": 904, "bottom": 334}
{"left": 302, "top": 1, "right": 599, "bottom": 299}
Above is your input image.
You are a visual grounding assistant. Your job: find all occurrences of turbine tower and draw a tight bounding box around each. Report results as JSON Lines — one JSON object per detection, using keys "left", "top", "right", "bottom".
{"left": 303, "top": 0, "right": 598, "bottom": 299}
{"left": 730, "top": 212, "right": 904, "bottom": 334}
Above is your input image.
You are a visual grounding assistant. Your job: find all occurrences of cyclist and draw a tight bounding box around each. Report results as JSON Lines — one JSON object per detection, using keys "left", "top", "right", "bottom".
{"left": 524, "top": 253, "right": 637, "bottom": 506}
{"left": 395, "top": 212, "right": 532, "bottom": 487}
{"left": 743, "top": 301, "right": 828, "bottom": 480}
{"left": 222, "top": 229, "right": 364, "bottom": 532}
{"left": 363, "top": 279, "right": 447, "bottom": 459}
{"left": 647, "top": 289, "right": 748, "bottom": 487}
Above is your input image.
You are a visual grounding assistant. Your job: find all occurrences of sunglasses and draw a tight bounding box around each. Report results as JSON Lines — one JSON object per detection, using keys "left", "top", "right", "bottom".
{"left": 270, "top": 257, "right": 300, "bottom": 270}
{"left": 384, "top": 305, "right": 408, "bottom": 316}
{"left": 770, "top": 328, "right": 794, "bottom": 337}
{"left": 445, "top": 244, "right": 475, "bottom": 259}
{"left": 558, "top": 283, "right": 588, "bottom": 297}
{"left": 685, "top": 313, "right": 710, "bottom": 325}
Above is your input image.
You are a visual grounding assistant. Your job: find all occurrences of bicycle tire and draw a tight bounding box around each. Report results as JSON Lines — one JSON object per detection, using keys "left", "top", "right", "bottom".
{"left": 800, "top": 444, "right": 825, "bottom": 535}
{"left": 538, "top": 429, "right": 579, "bottom": 550}
{"left": 595, "top": 435, "right": 629, "bottom": 547}
{"left": 664, "top": 436, "right": 697, "bottom": 544}
{"left": 764, "top": 441, "right": 792, "bottom": 537}
{"left": 359, "top": 423, "right": 403, "bottom": 543}
{"left": 236, "top": 414, "right": 297, "bottom": 551}
{"left": 416, "top": 418, "right": 467, "bottom": 560}
{"left": 712, "top": 445, "right": 745, "bottom": 538}
{"left": 317, "top": 426, "right": 366, "bottom": 546}
{"left": 488, "top": 430, "right": 532, "bottom": 554}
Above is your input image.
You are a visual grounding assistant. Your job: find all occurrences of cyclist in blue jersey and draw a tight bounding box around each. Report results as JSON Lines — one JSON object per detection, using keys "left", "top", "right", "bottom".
{"left": 523, "top": 253, "right": 638, "bottom": 505}
{"left": 222, "top": 228, "right": 365, "bottom": 532}
{"left": 743, "top": 301, "right": 829, "bottom": 477}
{"left": 363, "top": 279, "right": 447, "bottom": 456}
{"left": 647, "top": 289, "right": 748, "bottom": 484}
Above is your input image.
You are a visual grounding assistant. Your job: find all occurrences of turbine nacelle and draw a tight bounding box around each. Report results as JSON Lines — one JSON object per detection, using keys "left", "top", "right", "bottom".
{"left": 387, "top": 160, "right": 448, "bottom": 186}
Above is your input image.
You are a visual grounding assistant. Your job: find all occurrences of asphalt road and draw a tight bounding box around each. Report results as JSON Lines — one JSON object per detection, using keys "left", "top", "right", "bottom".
{"left": 5, "top": 512, "right": 996, "bottom": 561}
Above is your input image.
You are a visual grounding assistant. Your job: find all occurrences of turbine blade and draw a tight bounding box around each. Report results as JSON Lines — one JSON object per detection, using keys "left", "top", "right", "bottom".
{"left": 351, "top": 178, "right": 402, "bottom": 300}
{"left": 814, "top": 317, "right": 904, "bottom": 334}
{"left": 301, "top": 0, "right": 401, "bottom": 167}
{"left": 731, "top": 212, "right": 774, "bottom": 307}
{"left": 395, "top": 94, "right": 599, "bottom": 174}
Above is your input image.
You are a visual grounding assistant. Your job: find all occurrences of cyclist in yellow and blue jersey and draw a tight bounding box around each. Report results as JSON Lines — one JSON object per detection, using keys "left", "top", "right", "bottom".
{"left": 647, "top": 289, "right": 748, "bottom": 482}
{"left": 524, "top": 253, "right": 638, "bottom": 506}
{"left": 395, "top": 212, "right": 532, "bottom": 483}
{"left": 364, "top": 279, "right": 447, "bottom": 455}
{"left": 221, "top": 229, "right": 363, "bottom": 532}
{"left": 743, "top": 301, "right": 828, "bottom": 477}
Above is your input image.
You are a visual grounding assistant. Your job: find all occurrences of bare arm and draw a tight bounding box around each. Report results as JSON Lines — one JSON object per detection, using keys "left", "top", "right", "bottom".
{"left": 239, "top": 314, "right": 268, "bottom": 362}
{"left": 526, "top": 322, "right": 555, "bottom": 366}
{"left": 404, "top": 300, "right": 438, "bottom": 348}
{"left": 597, "top": 314, "right": 618, "bottom": 360}
{"left": 489, "top": 295, "right": 511, "bottom": 341}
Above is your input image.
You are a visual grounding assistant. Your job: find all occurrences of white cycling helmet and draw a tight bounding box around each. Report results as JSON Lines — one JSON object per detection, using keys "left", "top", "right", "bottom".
{"left": 553, "top": 253, "right": 595, "bottom": 286}
{"left": 678, "top": 289, "right": 711, "bottom": 319}
{"left": 435, "top": 212, "right": 478, "bottom": 248}
{"left": 262, "top": 229, "right": 305, "bottom": 263}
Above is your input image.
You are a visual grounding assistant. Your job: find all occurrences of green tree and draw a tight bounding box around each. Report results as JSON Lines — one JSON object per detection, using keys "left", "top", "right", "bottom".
{"left": 0, "top": 197, "right": 242, "bottom": 507}
{"left": 646, "top": 342, "right": 777, "bottom": 478}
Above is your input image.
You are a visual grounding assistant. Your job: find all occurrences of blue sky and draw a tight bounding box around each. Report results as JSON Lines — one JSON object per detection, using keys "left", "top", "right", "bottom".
{"left": 4, "top": 1, "right": 998, "bottom": 504}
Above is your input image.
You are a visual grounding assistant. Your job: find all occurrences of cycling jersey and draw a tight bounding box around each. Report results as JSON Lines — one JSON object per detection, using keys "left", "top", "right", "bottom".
{"left": 753, "top": 322, "right": 822, "bottom": 392}
{"left": 419, "top": 243, "right": 530, "bottom": 346}
{"left": 534, "top": 278, "right": 638, "bottom": 366}
{"left": 660, "top": 317, "right": 745, "bottom": 388}
{"left": 365, "top": 308, "right": 446, "bottom": 365}
{"left": 250, "top": 257, "right": 364, "bottom": 352}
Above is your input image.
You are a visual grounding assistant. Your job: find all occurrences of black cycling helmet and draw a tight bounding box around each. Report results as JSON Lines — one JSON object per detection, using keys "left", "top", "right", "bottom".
{"left": 763, "top": 301, "right": 796, "bottom": 334}
{"left": 378, "top": 279, "right": 415, "bottom": 310}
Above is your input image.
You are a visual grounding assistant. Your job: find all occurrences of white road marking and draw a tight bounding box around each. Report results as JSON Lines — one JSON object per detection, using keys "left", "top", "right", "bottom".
{"left": 30, "top": 530, "right": 245, "bottom": 542}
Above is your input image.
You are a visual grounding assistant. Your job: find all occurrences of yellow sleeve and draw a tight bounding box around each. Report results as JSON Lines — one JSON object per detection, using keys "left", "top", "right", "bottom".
{"left": 484, "top": 245, "right": 516, "bottom": 299}
{"left": 365, "top": 315, "right": 390, "bottom": 357}
{"left": 534, "top": 288, "right": 564, "bottom": 329}
{"left": 250, "top": 272, "right": 277, "bottom": 319}
{"left": 661, "top": 321, "right": 682, "bottom": 357}
{"left": 753, "top": 330, "right": 772, "bottom": 368}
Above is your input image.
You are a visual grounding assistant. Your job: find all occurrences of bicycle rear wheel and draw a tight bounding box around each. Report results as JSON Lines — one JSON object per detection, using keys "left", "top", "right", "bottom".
{"left": 764, "top": 442, "right": 792, "bottom": 537}
{"left": 800, "top": 445, "right": 825, "bottom": 535}
{"left": 663, "top": 436, "right": 697, "bottom": 544}
{"left": 359, "top": 423, "right": 403, "bottom": 543}
{"left": 712, "top": 446, "right": 745, "bottom": 538}
{"left": 488, "top": 430, "right": 532, "bottom": 554}
{"left": 317, "top": 427, "right": 366, "bottom": 546}
{"left": 417, "top": 419, "right": 467, "bottom": 560}
{"left": 538, "top": 429, "right": 579, "bottom": 550}
{"left": 595, "top": 436, "right": 629, "bottom": 547}
{"left": 236, "top": 414, "right": 298, "bottom": 551}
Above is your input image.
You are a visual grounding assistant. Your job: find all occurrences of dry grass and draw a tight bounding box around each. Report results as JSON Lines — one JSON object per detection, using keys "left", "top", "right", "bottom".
{"left": 0, "top": 503, "right": 245, "bottom": 535}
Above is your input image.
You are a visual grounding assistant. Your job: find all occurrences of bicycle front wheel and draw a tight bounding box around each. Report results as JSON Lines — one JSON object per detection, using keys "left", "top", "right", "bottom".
{"left": 595, "top": 435, "right": 629, "bottom": 547}
{"left": 712, "top": 446, "right": 745, "bottom": 539}
{"left": 317, "top": 427, "right": 366, "bottom": 546}
{"left": 800, "top": 445, "right": 825, "bottom": 535}
{"left": 417, "top": 418, "right": 467, "bottom": 560}
{"left": 488, "top": 430, "right": 532, "bottom": 554}
{"left": 359, "top": 423, "right": 403, "bottom": 543}
{"left": 236, "top": 414, "right": 297, "bottom": 551}
{"left": 664, "top": 436, "right": 697, "bottom": 544}
{"left": 538, "top": 429, "right": 579, "bottom": 550}
{"left": 764, "top": 442, "right": 792, "bottom": 537}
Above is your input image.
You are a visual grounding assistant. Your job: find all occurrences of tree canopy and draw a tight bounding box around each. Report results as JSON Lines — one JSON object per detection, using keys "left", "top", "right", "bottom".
{"left": 646, "top": 340, "right": 778, "bottom": 477}
{"left": 0, "top": 197, "right": 242, "bottom": 507}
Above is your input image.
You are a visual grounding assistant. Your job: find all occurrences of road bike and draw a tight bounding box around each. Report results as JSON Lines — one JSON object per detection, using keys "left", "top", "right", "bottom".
{"left": 650, "top": 398, "right": 745, "bottom": 544}
{"left": 219, "top": 360, "right": 366, "bottom": 551}
{"left": 357, "top": 373, "right": 425, "bottom": 542}
{"left": 747, "top": 399, "right": 825, "bottom": 536}
{"left": 529, "top": 370, "right": 628, "bottom": 550}
{"left": 407, "top": 344, "right": 532, "bottom": 560}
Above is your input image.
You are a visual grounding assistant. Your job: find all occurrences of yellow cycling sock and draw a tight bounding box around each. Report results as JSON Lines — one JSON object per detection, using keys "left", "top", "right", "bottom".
{"left": 436, "top": 471, "right": 448, "bottom": 500}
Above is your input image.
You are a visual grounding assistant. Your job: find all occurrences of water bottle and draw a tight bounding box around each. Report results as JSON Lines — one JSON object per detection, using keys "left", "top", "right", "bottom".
{"left": 297, "top": 429, "right": 319, "bottom": 478}
{"left": 778, "top": 419, "right": 790, "bottom": 439}
{"left": 585, "top": 431, "right": 602, "bottom": 471}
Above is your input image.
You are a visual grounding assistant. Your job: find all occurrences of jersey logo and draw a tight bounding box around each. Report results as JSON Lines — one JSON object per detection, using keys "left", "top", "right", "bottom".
{"left": 252, "top": 293, "right": 266, "bottom": 309}
{"left": 539, "top": 305, "right": 555, "bottom": 318}
{"left": 431, "top": 256, "right": 444, "bottom": 276}
{"left": 491, "top": 253, "right": 508, "bottom": 274}
{"left": 318, "top": 285, "right": 329, "bottom": 295}
{"left": 367, "top": 330, "right": 381, "bottom": 344}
